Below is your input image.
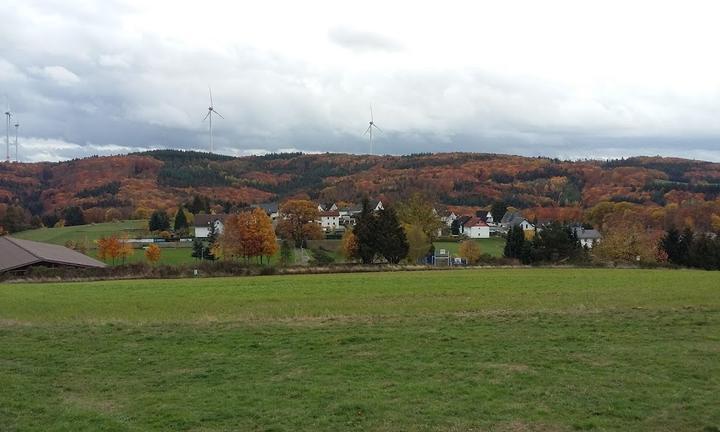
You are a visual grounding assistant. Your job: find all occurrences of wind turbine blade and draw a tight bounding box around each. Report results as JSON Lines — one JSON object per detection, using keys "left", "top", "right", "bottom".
{"left": 203, "top": 111, "right": 211, "bottom": 121}
{"left": 370, "top": 105, "right": 373, "bottom": 122}
{"left": 213, "top": 110, "right": 225, "bottom": 119}
{"left": 363, "top": 125, "right": 372, "bottom": 136}
{"left": 372, "top": 123, "right": 382, "bottom": 133}
{"left": 209, "top": 86, "right": 213, "bottom": 107}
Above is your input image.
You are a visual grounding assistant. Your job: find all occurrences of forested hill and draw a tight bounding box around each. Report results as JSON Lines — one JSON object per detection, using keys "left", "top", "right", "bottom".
{"left": 2, "top": 150, "right": 720, "bottom": 231}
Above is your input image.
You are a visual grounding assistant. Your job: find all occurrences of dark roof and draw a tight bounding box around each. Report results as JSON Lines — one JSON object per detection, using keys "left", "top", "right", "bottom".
{"left": 340, "top": 206, "right": 362, "bottom": 214}
{"left": 501, "top": 212, "right": 529, "bottom": 227}
{"left": 0, "top": 236, "right": 106, "bottom": 273}
{"left": 255, "top": 202, "right": 279, "bottom": 214}
{"left": 574, "top": 227, "right": 602, "bottom": 239}
{"left": 500, "top": 211, "right": 522, "bottom": 224}
{"left": 456, "top": 215, "right": 472, "bottom": 225}
{"left": 319, "top": 210, "right": 340, "bottom": 217}
{"left": 194, "top": 213, "right": 229, "bottom": 227}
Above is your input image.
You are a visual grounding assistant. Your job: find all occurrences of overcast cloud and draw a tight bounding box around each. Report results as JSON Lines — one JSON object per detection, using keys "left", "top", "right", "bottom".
{"left": 1, "top": 0, "right": 720, "bottom": 162}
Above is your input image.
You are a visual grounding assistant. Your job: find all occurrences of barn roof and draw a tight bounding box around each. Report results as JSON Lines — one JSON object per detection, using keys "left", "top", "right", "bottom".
{"left": 0, "top": 236, "right": 107, "bottom": 273}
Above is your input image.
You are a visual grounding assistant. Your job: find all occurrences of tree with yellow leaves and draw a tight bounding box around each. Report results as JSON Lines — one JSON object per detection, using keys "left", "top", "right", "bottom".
{"left": 97, "top": 235, "right": 121, "bottom": 264}
{"left": 458, "top": 240, "right": 482, "bottom": 265}
{"left": 117, "top": 234, "right": 134, "bottom": 264}
{"left": 220, "top": 208, "right": 278, "bottom": 264}
{"left": 276, "top": 200, "right": 323, "bottom": 248}
{"left": 340, "top": 229, "right": 359, "bottom": 262}
{"left": 145, "top": 244, "right": 161, "bottom": 264}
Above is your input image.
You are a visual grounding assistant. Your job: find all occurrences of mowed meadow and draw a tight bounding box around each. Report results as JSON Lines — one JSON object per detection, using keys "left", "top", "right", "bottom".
{"left": 1, "top": 269, "right": 719, "bottom": 431}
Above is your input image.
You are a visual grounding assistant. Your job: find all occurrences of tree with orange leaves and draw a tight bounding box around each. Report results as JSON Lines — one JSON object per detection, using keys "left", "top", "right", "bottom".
{"left": 97, "top": 235, "right": 121, "bottom": 264}
{"left": 276, "top": 200, "right": 323, "bottom": 248}
{"left": 117, "top": 234, "right": 134, "bottom": 264}
{"left": 145, "top": 244, "right": 161, "bottom": 264}
{"left": 220, "top": 208, "right": 278, "bottom": 263}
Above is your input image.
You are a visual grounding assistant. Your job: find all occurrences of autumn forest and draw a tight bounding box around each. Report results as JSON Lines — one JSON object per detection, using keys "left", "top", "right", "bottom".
{"left": 2, "top": 150, "right": 720, "bottom": 235}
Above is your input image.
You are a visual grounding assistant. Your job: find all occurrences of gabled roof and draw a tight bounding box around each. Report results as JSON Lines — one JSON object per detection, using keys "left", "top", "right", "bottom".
{"left": 574, "top": 227, "right": 602, "bottom": 239}
{"left": 502, "top": 212, "right": 529, "bottom": 227}
{"left": 500, "top": 211, "right": 522, "bottom": 224}
{"left": 194, "top": 213, "right": 229, "bottom": 227}
{"left": 456, "top": 215, "right": 472, "bottom": 225}
{"left": 256, "top": 202, "right": 279, "bottom": 213}
{"left": 319, "top": 210, "right": 340, "bottom": 217}
{"left": 0, "top": 236, "right": 106, "bottom": 273}
{"left": 464, "top": 217, "right": 489, "bottom": 228}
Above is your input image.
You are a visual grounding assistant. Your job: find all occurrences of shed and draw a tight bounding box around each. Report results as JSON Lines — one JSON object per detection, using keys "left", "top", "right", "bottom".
{"left": 0, "top": 236, "right": 106, "bottom": 274}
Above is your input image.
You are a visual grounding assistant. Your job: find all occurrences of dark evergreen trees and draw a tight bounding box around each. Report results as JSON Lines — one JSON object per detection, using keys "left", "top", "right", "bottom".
{"left": 660, "top": 227, "right": 720, "bottom": 270}
{"left": 354, "top": 198, "right": 378, "bottom": 264}
{"left": 660, "top": 227, "right": 685, "bottom": 265}
{"left": 63, "top": 206, "right": 85, "bottom": 227}
{"left": 191, "top": 239, "right": 205, "bottom": 260}
{"left": 490, "top": 201, "right": 508, "bottom": 222}
{"left": 173, "top": 205, "right": 189, "bottom": 234}
{"left": 375, "top": 206, "right": 409, "bottom": 264}
{"left": 149, "top": 210, "right": 170, "bottom": 232}
{"left": 187, "top": 195, "right": 211, "bottom": 214}
{"left": 1, "top": 205, "right": 30, "bottom": 233}
{"left": 450, "top": 219, "right": 462, "bottom": 236}
{"left": 503, "top": 225, "right": 526, "bottom": 259}
{"left": 530, "top": 222, "right": 582, "bottom": 263}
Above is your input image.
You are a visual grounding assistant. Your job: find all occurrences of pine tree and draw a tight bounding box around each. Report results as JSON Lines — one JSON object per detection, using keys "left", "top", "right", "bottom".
{"left": 375, "top": 206, "right": 409, "bottom": 264}
{"left": 191, "top": 239, "right": 205, "bottom": 260}
{"left": 660, "top": 227, "right": 683, "bottom": 265}
{"left": 503, "top": 225, "right": 526, "bottom": 259}
{"left": 149, "top": 210, "right": 170, "bottom": 232}
{"left": 354, "top": 198, "right": 378, "bottom": 264}
{"left": 204, "top": 221, "right": 218, "bottom": 260}
{"left": 173, "top": 205, "right": 189, "bottom": 234}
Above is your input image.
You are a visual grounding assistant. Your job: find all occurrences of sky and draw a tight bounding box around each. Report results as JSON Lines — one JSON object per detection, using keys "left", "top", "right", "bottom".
{"left": 1, "top": 0, "right": 720, "bottom": 162}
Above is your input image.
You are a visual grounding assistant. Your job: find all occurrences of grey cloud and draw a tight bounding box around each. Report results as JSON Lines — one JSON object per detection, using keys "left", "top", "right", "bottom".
{"left": 328, "top": 27, "right": 403, "bottom": 53}
{"left": 1, "top": 1, "right": 720, "bottom": 163}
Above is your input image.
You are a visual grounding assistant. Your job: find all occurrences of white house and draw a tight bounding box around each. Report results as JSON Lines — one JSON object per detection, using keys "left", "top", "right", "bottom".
{"left": 574, "top": 227, "right": 602, "bottom": 248}
{"left": 500, "top": 212, "right": 534, "bottom": 232}
{"left": 194, "top": 214, "right": 227, "bottom": 238}
{"left": 463, "top": 217, "right": 490, "bottom": 239}
{"left": 319, "top": 210, "right": 341, "bottom": 231}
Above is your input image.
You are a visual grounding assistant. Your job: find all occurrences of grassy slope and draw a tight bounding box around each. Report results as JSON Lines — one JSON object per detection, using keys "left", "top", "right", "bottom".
{"left": 12, "top": 220, "right": 149, "bottom": 246}
{"left": 1, "top": 268, "right": 719, "bottom": 431}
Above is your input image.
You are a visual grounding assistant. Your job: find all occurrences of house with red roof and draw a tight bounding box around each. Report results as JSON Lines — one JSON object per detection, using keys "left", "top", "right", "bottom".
{"left": 463, "top": 217, "right": 490, "bottom": 239}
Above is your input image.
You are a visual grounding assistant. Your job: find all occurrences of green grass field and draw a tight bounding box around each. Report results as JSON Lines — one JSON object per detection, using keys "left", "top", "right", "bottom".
{"left": 13, "top": 220, "right": 149, "bottom": 246}
{"left": 1, "top": 268, "right": 719, "bottom": 431}
{"left": 435, "top": 236, "right": 506, "bottom": 257}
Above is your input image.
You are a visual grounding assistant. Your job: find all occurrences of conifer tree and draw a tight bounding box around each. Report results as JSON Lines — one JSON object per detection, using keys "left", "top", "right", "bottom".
{"left": 173, "top": 205, "right": 189, "bottom": 234}
{"left": 149, "top": 210, "right": 170, "bottom": 232}
{"left": 354, "top": 198, "right": 378, "bottom": 264}
{"left": 503, "top": 225, "right": 526, "bottom": 259}
{"left": 375, "top": 206, "right": 409, "bottom": 264}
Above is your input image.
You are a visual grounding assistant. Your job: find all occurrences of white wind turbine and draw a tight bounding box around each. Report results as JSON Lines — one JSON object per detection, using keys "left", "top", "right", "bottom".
{"left": 363, "top": 106, "right": 382, "bottom": 155}
{"left": 4, "top": 100, "right": 12, "bottom": 163}
{"left": 14, "top": 120, "right": 19, "bottom": 162}
{"left": 202, "top": 87, "right": 224, "bottom": 153}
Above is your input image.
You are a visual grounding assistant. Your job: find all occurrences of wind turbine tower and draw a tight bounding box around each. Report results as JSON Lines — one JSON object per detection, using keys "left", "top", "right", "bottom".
{"left": 4, "top": 103, "right": 12, "bottom": 163}
{"left": 14, "top": 121, "right": 19, "bottom": 162}
{"left": 203, "top": 87, "right": 224, "bottom": 153}
{"left": 363, "top": 106, "right": 382, "bottom": 155}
